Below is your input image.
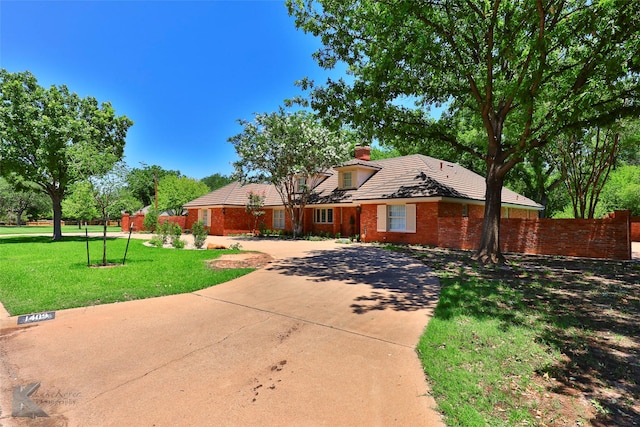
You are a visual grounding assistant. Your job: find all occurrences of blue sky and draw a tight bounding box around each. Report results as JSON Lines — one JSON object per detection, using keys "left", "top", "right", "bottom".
{"left": 0, "top": 0, "right": 344, "bottom": 180}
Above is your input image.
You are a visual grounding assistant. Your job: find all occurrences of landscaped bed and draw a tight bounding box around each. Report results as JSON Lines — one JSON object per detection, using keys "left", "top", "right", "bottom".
{"left": 394, "top": 245, "right": 640, "bottom": 427}
{"left": 0, "top": 235, "right": 256, "bottom": 315}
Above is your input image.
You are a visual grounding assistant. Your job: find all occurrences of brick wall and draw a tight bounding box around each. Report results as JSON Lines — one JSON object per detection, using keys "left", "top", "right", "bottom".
{"left": 361, "top": 202, "right": 440, "bottom": 245}
{"left": 632, "top": 217, "right": 640, "bottom": 241}
{"left": 435, "top": 210, "right": 631, "bottom": 260}
{"left": 121, "top": 213, "right": 185, "bottom": 232}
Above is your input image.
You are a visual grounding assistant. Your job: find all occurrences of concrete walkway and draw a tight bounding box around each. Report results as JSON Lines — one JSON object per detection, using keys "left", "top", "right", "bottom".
{"left": 0, "top": 235, "right": 444, "bottom": 426}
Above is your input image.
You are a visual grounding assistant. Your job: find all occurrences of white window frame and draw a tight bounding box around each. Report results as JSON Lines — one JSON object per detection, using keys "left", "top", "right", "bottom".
{"left": 342, "top": 171, "right": 353, "bottom": 189}
{"left": 314, "top": 208, "right": 334, "bottom": 224}
{"left": 199, "top": 209, "right": 211, "bottom": 227}
{"left": 273, "top": 209, "right": 285, "bottom": 229}
{"left": 377, "top": 204, "right": 416, "bottom": 233}
{"left": 388, "top": 205, "right": 406, "bottom": 231}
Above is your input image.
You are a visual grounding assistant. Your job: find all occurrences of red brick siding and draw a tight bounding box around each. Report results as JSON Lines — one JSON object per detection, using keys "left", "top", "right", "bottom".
{"left": 121, "top": 213, "right": 185, "bottom": 232}
{"left": 361, "top": 202, "right": 439, "bottom": 245}
{"left": 469, "top": 204, "right": 484, "bottom": 218}
{"left": 632, "top": 217, "right": 640, "bottom": 241}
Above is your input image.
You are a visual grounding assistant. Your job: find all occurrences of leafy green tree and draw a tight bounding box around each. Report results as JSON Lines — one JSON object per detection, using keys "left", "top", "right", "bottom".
{"left": 62, "top": 181, "right": 100, "bottom": 229}
{"left": 245, "top": 190, "right": 266, "bottom": 233}
{"left": 230, "top": 108, "right": 350, "bottom": 237}
{"left": 553, "top": 126, "right": 621, "bottom": 219}
{"left": 600, "top": 165, "right": 640, "bottom": 216}
{"left": 507, "top": 151, "right": 564, "bottom": 218}
{"left": 201, "top": 173, "right": 233, "bottom": 191}
{"left": 157, "top": 175, "right": 209, "bottom": 214}
{"left": 126, "top": 165, "right": 181, "bottom": 208}
{"left": 88, "top": 162, "right": 129, "bottom": 266}
{"left": 288, "top": 1, "right": 640, "bottom": 263}
{"left": 369, "top": 146, "right": 401, "bottom": 161}
{"left": 0, "top": 69, "right": 132, "bottom": 240}
{"left": 0, "top": 177, "right": 50, "bottom": 226}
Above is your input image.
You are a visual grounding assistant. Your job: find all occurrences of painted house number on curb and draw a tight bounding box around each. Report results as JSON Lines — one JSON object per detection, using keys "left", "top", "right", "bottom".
{"left": 17, "top": 311, "right": 56, "bottom": 325}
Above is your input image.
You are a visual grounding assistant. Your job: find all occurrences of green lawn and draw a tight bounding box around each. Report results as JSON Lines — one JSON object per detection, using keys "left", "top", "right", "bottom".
{"left": 399, "top": 245, "right": 640, "bottom": 426}
{"left": 0, "top": 235, "right": 254, "bottom": 315}
{"left": 0, "top": 225, "right": 122, "bottom": 235}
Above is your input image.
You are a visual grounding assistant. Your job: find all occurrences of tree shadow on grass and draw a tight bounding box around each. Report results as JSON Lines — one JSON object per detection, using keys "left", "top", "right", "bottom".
{"left": 403, "top": 245, "right": 640, "bottom": 426}
{"left": 266, "top": 245, "right": 441, "bottom": 313}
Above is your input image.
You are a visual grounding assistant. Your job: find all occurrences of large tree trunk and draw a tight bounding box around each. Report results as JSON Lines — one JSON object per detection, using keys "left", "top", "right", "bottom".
{"left": 51, "top": 191, "right": 63, "bottom": 241}
{"left": 474, "top": 165, "right": 506, "bottom": 264}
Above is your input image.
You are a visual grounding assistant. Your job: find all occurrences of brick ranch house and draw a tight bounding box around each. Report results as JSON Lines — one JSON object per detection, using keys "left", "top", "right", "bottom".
{"left": 123, "top": 146, "right": 632, "bottom": 259}
{"left": 182, "top": 147, "right": 543, "bottom": 246}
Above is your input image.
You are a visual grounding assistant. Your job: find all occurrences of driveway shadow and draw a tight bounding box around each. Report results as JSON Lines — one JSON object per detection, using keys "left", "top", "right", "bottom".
{"left": 266, "top": 245, "right": 440, "bottom": 314}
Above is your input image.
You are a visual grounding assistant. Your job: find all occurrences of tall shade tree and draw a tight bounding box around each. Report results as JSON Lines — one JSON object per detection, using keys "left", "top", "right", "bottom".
{"left": 288, "top": 0, "right": 640, "bottom": 263}
{"left": 0, "top": 70, "right": 133, "bottom": 240}
{"left": 229, "top": 108, "right": 350, "bottom": 237}
{"left": 157, "top": 175, "right": 209, "bottom": 214}
{"left": 126, "top": 165, "right": 181, "bottom": 208}
{"left": 0, "top": 177, "right": 50, "bottom": 226}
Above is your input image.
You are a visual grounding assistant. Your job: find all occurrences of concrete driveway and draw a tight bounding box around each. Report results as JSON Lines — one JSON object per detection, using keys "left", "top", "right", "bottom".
{"left": 0, "top": 236, "right": 443, "bottom": 426}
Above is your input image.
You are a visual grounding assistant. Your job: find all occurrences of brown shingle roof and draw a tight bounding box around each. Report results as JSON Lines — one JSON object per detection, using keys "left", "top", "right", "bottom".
{"left": 183, "top": 182, "right": 282, "bottom": 208}
{"left": 184, "top": 154, "right": 542, "bottom": 210}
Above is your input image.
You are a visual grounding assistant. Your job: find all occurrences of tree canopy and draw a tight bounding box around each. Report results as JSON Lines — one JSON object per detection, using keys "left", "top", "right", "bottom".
{"left": 126, "top": 165, "right": 181, "bottom": 208}
{"left": 157, "top": 175, "right": 209, "bottom": 214}
{"left": 0, "top": 69, "right": 133, "bottom": 240}
{"left": 201, "top": 173, "right": 234, "bottom": 192}
{"left": 229, "top": 108, "right": 350, "bottom": 237}
{"left": 288, "top": 0, "right": 640, "bottom": 262}
{"left": 0, "top": 177, "right": 50, "bottom": 226}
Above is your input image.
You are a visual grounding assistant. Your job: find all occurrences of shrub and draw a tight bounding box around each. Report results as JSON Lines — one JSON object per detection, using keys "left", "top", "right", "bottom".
{"left": 157, "top": 220, "right": 172, "bottom": 244}
{"left": 191, "top": 221, "right": 208, "bottom": 249}
{"left": 169, "top": 223, "right": 183, "bottom": 248}
{"left": 143, "top": 208, "right": 159, "bottom": 232}
{"left": 172, "top": 238, "right": 185, "bottom": 249}
{"left": 149, "top": 235, "right": 164, "bottom": 247}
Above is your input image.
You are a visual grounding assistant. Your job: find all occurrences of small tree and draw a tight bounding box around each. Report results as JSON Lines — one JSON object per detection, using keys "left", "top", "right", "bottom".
{"left": 191, "top": 220, "right": 209, "bottom": 249}
{"left": 245, "top": 190, "right": 266, "bottom": 233}
{"left": 230, "top": 108, "right": 350, "bottom": 238}
{"left": 62, "top": 181, "right": 99, "bottom": 228}
{"left": 88, "top": 162, "right": 129, "bottom": 266}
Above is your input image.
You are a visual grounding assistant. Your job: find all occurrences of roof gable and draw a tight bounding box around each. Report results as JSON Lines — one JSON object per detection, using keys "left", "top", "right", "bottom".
{"left": 183, "top": 154, "right": 542, "bottom": 210}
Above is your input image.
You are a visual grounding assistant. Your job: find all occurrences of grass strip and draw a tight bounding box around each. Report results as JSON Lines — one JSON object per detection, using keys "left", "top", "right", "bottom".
{"left": 0, "top": 225, "right": 122, "bottom": 235}
{"left": 417, "top": 275, "right": 558, "bottom": 426}
{"left": 0, "top": 236, "right": 253, "bottom": 315}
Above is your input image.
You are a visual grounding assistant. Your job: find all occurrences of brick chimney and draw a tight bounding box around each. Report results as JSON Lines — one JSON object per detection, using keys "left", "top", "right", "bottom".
{"left": 354, "top": 145, "right": 371, "bottom": 161}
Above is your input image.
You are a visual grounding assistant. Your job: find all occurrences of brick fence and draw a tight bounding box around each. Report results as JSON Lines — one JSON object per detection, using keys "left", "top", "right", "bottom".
{"left": 438, "top": 210, "right": 631, "bottom": 260}
{"left": 121, "top": 213, "right": 186, "bottom": 232}
{"left": 632, "top": 217, "right": 640, "bottom": 242}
